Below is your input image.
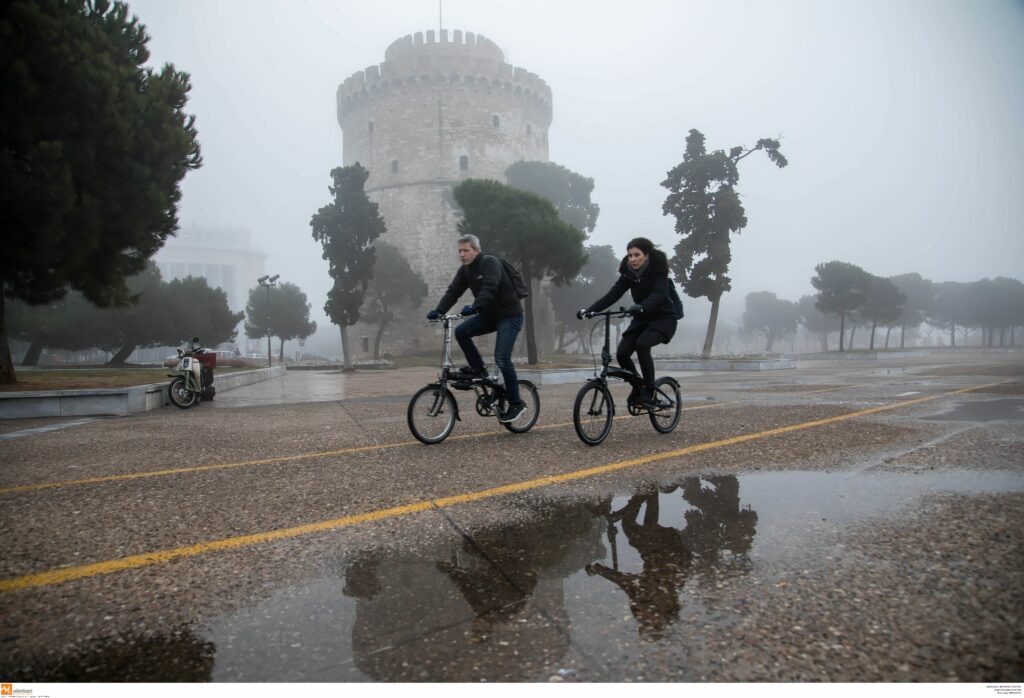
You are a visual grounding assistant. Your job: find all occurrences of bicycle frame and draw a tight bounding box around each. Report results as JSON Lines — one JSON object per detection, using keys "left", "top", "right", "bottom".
{"left": 589, "top": 308, "right": 642, "bottom": 388}
{"left": 422, "top": 313, "right": 465, "bottom": 420}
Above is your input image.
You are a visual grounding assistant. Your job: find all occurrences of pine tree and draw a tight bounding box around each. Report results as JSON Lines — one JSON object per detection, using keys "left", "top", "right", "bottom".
{"left": 310, "top": 163, "right": 385, "bottom": 368}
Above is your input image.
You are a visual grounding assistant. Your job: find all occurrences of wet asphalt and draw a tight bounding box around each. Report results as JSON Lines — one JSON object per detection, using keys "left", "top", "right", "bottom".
{"left": 0, "top": 351, "right": 1022, "bottom": 682}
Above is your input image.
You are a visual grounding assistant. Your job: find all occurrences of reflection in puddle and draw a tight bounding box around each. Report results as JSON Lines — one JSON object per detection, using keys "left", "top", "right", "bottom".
{"left": 927, "top": 398, "right": 1024, "bottom": 422}
{"left": 585, "top": 477, "right": 757, "bottom": 640}
{"left": 198, "top": 469, "right": 1022, "bottom": 681}
{"left": 21, "top": 470, "right": 1024, "bottom": 681}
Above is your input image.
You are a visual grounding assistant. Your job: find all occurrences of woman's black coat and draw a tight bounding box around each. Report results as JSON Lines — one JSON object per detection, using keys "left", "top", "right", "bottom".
{"left": 586, "top": 252, "right": 678, "bottom": 342}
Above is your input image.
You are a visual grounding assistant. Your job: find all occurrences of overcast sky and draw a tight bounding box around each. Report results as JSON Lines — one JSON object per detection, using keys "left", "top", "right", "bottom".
{"left": 129, "top": 0, "right": 1024, "bottom": 334}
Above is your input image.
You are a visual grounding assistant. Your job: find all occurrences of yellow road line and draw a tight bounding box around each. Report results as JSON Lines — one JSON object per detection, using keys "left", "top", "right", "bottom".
{"left": 0, "top": 401, "right": 738, "bottom": 496}
{"left": 0, "top": 381, "right": 1007, "bottom": 593}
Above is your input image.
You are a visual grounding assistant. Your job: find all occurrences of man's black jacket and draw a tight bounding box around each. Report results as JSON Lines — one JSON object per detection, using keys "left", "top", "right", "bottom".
{"left": 435, "top": 254, "right": 524, "bottom": 319}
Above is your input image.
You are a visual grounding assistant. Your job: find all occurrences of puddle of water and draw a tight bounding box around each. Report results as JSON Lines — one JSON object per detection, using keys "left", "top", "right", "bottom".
{"left": 201, "top": 469, "right": 1022, "bottom": 681}
{"left": 30, "top": 469, "right": 1024, "bottom": 681}
{"left": 926, "top": 398, "right": 1024, "bottom": 422}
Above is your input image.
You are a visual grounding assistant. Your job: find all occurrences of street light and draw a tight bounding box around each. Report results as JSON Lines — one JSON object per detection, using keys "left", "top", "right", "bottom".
{"left": 257, "top": 274, "right": 279, "bottom": 368}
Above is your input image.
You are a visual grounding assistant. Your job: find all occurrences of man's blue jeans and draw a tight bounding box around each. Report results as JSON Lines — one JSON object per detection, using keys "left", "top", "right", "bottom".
{"left": 454, "top": 312, "right": 524, "bottom": 404}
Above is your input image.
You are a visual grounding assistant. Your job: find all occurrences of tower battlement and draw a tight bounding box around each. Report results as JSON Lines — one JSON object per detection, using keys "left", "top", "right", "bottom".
{"left": 337, "top": 28, "right": 552, "bottom": 123}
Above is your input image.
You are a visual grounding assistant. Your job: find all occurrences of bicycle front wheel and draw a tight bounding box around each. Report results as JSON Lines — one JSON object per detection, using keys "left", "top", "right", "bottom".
{"left": 408, "top": 385, "right": 457, "bottom": 445}
{"left": 502, "top": 380, "right": 540, "bottom": 434}
{"left": 573, "top": 382, "right": 614, "bottom": 446}
{"left": 649, "top": 377, "right": 681, "bottom": 434}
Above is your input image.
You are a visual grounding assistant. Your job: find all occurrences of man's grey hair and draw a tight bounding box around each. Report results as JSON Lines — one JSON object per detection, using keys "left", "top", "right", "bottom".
{"left": 457, "top": 234, "right": 481, "bottom": 250}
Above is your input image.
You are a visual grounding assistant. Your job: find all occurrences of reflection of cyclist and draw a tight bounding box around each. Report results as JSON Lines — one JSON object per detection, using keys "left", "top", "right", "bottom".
{"left": 586, "top": 491, "right": 691, "bottom": 638}
{"left": 436, "top": 546, "right": 538, "bottom": 633}
{"left": 427, "top": 234, "right": 525, "bottom": 423}
{"left": 579, "top": 237, "right": 678, "bottom": 409}
{"left": 682, "top": 476, "right": 758, "bottom": 560}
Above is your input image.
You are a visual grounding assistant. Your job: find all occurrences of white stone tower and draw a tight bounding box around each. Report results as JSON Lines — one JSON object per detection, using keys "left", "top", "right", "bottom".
{"left": 337, "top": 29, "right": 553, "bottom": 303}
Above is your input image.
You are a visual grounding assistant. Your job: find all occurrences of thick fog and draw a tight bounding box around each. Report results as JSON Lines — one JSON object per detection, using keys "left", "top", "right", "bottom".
{"left": 129, "top": 0, "right": 1024, "bottom": 356}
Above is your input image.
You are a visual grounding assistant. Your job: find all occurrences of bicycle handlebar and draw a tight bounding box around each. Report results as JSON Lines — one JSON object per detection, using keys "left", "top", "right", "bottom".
{"left": 581, "top": 307, "right": 635, "bottom": 320}
{"left": 426, "top": 312, "right": 471, "bottom": 323}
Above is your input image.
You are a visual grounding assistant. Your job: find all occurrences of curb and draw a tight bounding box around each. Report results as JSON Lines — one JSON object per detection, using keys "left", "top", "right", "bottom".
{"left": 0, "top": 366, "right": 287, "bottom": 419}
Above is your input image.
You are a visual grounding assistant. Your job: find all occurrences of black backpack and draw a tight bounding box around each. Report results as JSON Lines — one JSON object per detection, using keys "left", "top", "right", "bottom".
{"left": 668, "top": 281, "right": 684, "bottom": 320}
{"left": 491, "top": 255, "right": 529, "bottom": 300}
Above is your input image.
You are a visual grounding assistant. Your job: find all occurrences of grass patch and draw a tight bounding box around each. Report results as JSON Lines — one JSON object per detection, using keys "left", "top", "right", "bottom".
{"left": 1, "top": 367, "right": 251, "bottom": 392}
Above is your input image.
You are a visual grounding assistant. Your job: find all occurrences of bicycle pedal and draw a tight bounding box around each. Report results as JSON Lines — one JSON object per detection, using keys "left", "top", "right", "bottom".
{"left": 450, "top": 379, "right": 474, "bottom": 390}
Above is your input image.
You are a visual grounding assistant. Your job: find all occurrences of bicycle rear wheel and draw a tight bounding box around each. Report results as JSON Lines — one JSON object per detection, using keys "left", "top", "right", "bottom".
{"left": 649, "top": 377, "right": 681, "bottom": 434}
{"left": 407, "top": 385, "right": 457, "bottom": 444}
{"left": 573, "top": 382, "right": 614, "bottom": 446}
{"left": 502, "top": 380, "right": 540, "bottom": 433}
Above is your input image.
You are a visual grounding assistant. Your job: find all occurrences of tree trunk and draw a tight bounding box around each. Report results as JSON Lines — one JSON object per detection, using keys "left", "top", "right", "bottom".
{"left": 106, "top": 343, "right": 137, "bottom": 366}
{"left": 900, "top": 323, "right": 906, "bottom": 349}
{"left": 521, "top": 257, "right": 538, "bottom": 365}
{"left": 701, "top": 296, "right": 720, "bottom": 359}
{"left": 21, "top": 340, "right": 44, "bottom": 366}
{"left": 278, "top": 337, "right": 285, "bottom": 364}
{"left": 821, "top": 331, "right": 829, "bottom": 352}
{"left": 765, "top": 332, "right": 774, "bottom": 353}
{"left": 0, "top": 292, "right": 15, "bottom": 384}
{"left": 339, "top": 325, "right": 352, "bottom": 369}
{"left": 950, "top": 322, "right": 956, "bottom": 348}
{"left": 555, "top": 322, "right": 567, "bottom": 353}
{"left": 849, "top": 325, "right": 857, "bottom": 350}
{"left": 373, "top": 319, "right": 390, "bottom": 360}
{"left": 838, "top": 311, "right": 846, "bottom": 352}
{"left": 869, "top": 319, "right": 877, "bottom": 351}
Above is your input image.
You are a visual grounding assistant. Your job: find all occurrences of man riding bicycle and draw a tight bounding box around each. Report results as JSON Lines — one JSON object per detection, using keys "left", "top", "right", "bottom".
{"left": 578, "top": 237, "right": 680, "bottom": 410}
{"left": 427, "top": 234, "right": 526, "bottom": 423}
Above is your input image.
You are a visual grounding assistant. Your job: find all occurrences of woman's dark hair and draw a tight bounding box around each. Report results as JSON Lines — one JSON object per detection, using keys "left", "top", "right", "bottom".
{"left": 626, "top": 236, "right": 669, "bottom": 275}
{"left": 626, "top": 237, "right": 655, "bottom": 255}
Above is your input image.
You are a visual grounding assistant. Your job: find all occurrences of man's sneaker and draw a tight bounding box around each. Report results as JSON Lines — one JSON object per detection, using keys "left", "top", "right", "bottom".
{"left": 499, "top": 401, "right": 527, "bottom": 423}
{"left": 456, "top": 365, "right": 487, "bottom": 379}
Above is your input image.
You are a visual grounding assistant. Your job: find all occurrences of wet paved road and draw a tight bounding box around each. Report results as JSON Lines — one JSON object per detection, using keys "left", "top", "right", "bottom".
{"left": 1, "top": 351, "right": 1022, "bottom": 682}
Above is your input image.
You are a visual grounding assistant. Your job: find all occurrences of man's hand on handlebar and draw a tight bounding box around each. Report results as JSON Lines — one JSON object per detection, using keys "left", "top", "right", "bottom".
{"left": 460, "top": 305, "right": 477, "bottom": 317}
{"left": 426, "top": 309, "right": 441, "bottom": 321}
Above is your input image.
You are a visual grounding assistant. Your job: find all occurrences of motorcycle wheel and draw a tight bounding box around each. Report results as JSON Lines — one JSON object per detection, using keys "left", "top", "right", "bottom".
{"left": 168, "top": 377, "right": 199, "bottom": 409}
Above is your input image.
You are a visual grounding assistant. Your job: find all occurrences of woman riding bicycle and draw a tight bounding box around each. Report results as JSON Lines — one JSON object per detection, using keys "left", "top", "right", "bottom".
{"left": 578, "top": 237, "right": 679, "bottom": 409}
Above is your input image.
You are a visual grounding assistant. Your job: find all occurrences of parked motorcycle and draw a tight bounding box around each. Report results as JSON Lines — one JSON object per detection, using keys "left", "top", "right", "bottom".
{"left": 167, "top": 337, "right": 216, "bottom": 409}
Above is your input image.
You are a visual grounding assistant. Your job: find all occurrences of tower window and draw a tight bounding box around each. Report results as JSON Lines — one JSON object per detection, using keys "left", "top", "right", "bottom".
{"left": 361, "top": 337, "right": 370, "bottom": 353}
{"left": 459, "top": 155, "right": 468, "bottom": 171}
{"left": 391, "top": 159, "right": 399, "bottom": 174}
{"left": 492, "top": 115, "right": 500, "bottom": 128}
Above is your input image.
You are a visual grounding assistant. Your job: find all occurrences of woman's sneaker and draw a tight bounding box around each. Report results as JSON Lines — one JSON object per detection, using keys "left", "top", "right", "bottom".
{"left": 500, "top": 401, "right": 527, "bottom": 423}
{"left": 636, "top": 388, "right": 658, "bottom": 410}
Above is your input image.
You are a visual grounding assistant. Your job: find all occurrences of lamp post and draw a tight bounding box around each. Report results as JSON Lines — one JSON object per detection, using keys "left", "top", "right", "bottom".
{"left": 257, "top": 274, "right": 279, "bottom": 368}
